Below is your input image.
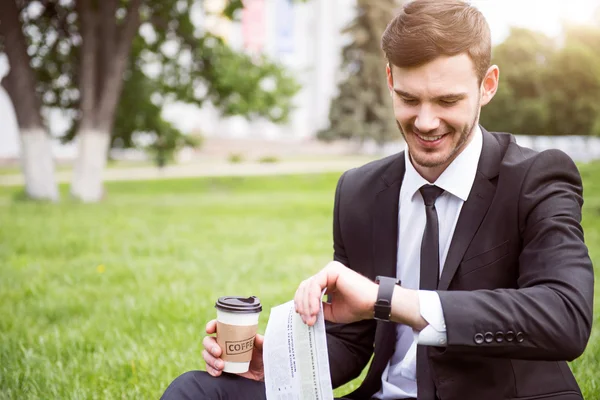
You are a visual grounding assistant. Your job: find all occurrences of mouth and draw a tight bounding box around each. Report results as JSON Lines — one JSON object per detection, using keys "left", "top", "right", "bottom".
{"left": 414, "top": 131, "right": 449, "bottom": 146}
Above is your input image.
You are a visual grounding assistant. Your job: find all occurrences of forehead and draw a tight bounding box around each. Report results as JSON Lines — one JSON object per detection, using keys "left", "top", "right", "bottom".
{"left": 391, "top": 54, "right": 479, "bottom": 96}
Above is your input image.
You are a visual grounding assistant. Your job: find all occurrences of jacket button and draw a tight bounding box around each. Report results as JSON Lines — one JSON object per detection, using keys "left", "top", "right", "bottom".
{"left": 516, "top": 332, "right": 525, "bottom": 343}
{"left": 506, "top": 331, "right": 515, "bottom": 342}
{"left": 495, "top": 331, "right": 504, "bottom": 343}
{"left": 474, "top": 333, "right": 484, "bottom": 344}
{"left": 484, "top": 332, "right": 494, "bottom": 343}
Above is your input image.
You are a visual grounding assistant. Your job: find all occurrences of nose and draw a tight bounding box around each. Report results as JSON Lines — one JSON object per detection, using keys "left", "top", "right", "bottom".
{"left": 414, "top": 105, "right": 440, "bottom": 133}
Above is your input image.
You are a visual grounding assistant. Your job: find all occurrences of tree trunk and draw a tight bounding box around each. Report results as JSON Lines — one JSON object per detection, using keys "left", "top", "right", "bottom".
{"left": 0, "top": 0, "right": 58, "bottom": 201}
{"left": 19, "top": 128, "right": 59, "bottom": 200}
{"left": 70, "top": 129, "right": 111, "bottom": 202}
{"left": 69, "top": 0, "right": 141, "bottom": 202}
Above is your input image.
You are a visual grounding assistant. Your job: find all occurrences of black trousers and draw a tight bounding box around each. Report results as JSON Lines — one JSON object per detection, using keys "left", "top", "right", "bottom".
{"left": 160, "top": 370, "right": 416, "bottom": 400}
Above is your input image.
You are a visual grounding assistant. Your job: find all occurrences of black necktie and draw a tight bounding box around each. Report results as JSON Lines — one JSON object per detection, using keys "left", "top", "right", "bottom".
{"left": 417, "top": 184, "right": 444, "bottom": 400}
{"left": 419, "top": 184, "right": 445, "bottom": 290}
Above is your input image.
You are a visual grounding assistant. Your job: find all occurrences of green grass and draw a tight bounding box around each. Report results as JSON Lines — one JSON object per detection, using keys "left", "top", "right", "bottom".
{"left": 0, "top": 168, "right": 599, "bottom": 399}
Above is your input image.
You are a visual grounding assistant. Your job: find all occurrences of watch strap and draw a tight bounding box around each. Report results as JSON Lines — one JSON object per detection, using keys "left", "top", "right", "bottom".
{"left": 374, "top": 276, "right": 399, "bottom": 321}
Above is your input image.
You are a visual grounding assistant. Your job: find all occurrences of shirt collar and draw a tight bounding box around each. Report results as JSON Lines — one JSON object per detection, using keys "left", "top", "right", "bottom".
{"left": 402, "top": 125, "right": 483, "bottom": 202}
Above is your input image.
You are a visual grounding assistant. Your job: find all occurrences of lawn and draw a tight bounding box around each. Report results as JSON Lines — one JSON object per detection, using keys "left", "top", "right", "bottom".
{"left": 0, "top": 169, "right": 599, "bottom": 399}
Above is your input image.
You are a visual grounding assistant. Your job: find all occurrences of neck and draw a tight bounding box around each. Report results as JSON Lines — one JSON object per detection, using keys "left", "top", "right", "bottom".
{"left": 413, "top": 162, "right": 446, "bottom": 183}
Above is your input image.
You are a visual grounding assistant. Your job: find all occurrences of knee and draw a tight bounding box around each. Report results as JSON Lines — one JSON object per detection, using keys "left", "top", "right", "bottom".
{"left": 161, "top": 370, "right": 215, "bottom": 400}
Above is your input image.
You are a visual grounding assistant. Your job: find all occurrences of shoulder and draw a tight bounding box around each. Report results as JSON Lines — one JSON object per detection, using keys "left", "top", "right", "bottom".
{"left": 339, "top": 153, "right": 403, "bottom": 192}
{"left": 488, "top": 131, "right": 583, "bottom": 212}
{"left": 487, "top": 131, "right": 580, "bottom": 179}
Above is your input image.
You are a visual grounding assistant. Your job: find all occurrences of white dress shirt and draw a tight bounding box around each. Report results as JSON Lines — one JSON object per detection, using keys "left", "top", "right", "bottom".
{"left": 374, "top": 126, "right": 483, "bottom": 399}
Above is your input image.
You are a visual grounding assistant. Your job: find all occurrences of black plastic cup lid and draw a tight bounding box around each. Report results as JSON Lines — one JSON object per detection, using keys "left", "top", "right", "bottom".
{"left": 215, "top": 296, "right": 262, "bottom": 313}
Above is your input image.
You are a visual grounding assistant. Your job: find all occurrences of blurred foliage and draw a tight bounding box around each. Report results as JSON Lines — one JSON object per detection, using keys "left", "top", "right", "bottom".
{"left": 258, "top": 155, "right": 279, "bottom": 163}
{"left": 318, "top": 0, "right": 401, "bottom": 147}
{"left": 11, "top": 0, "right": 300, "bottom": 163}
{"left": 481, "top": 25, "right": 600, "bottom": 136}
{"left": 228, "top": 153, "right": 244, "bottom": 163}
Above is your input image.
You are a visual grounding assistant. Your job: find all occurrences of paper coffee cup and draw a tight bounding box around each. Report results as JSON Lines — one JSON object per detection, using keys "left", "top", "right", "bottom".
{"left": 215, "top": 296, "right": 262, "bottom": 374}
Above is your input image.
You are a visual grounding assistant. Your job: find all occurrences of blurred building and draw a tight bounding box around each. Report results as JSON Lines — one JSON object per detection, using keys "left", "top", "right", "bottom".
{"left": 179, "top": 0, "right": 357, "bottom": 139}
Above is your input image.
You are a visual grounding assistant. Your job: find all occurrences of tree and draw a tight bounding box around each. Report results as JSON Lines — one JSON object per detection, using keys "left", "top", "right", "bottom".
{"left": 480, "top": 27, "right": 555, "bottom": 135}
{"left": 480, "top": 25, "right": 600, "bottom": 137}
{"left": 317, "top": 0, "right": 401, "bottom": 148}
{"left": 543, "top": 25, "right": 600, "bottom": 136}
{"left": 0, "top": 0, "right": 300, "bottom": 202}
{"left": 0, "top": 0, "right": 59, "bottom": 201}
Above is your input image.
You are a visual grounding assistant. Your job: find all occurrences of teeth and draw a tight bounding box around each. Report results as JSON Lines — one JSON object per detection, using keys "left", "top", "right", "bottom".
{"left": 418, "top": 134, "right": 443, "bottom": 142}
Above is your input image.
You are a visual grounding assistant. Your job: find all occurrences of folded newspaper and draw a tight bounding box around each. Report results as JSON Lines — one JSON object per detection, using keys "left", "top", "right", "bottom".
{"left": 263, "top": 299, "right": 333, "bottom": 400}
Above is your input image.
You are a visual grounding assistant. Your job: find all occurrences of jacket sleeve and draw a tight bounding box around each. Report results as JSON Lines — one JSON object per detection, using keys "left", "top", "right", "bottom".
{"left": 326, "top": 171, "right": 376, "bottom": 387}
{"left": 438, "top": 149, "right": 594, "bottom": 361}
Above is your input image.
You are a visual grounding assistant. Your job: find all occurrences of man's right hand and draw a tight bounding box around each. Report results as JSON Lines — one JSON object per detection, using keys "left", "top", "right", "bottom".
{"left": 202, "top": 319, "right": 265, "bottom": 382}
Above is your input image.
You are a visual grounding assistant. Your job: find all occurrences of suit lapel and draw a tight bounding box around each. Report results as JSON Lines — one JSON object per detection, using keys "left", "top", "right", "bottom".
{"left": 371, "top": 151, "right": 405, "bottom": 281}
{"left": 369, "top": 153, "right": 405, "bottom": 376}
{"left": 371, "top": 185, "right": 401, "bottom": 279}
{"left": 438, "top": 128, "right": 502, "bottom": 290}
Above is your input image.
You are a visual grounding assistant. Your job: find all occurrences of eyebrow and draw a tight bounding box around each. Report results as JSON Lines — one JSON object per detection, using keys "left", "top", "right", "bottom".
{"left": 393, "top": 89, "right": 468, "bottom": 101}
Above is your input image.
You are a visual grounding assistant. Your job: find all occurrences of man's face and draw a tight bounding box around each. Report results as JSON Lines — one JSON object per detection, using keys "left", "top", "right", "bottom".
{"left": 387, "top": 54, "right": 496, "bottom": 179}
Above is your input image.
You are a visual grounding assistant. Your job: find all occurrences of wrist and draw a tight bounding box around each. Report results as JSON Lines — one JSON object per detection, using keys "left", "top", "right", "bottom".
{"left": 391, "top": 287, "right": 427, "bottom": 330}
{"left": 373, "top": 276, "right": 400, "bottom": 321}
{"left": 366, "top": 281, "right": 379, "bottom": 320}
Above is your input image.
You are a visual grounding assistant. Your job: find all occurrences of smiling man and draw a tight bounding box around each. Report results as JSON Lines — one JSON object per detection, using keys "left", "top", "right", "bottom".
{"left": 163, "top": 1, "right": 594, "bottom": 399}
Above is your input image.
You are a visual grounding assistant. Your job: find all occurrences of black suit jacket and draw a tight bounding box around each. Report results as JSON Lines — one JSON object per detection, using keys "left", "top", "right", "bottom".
{"left": 325, "top": 129, "right": 594, "bottom": 400}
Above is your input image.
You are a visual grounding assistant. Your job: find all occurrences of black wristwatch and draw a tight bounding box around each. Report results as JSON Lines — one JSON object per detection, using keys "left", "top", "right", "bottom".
{"left": 374, "top": 276, "right": 400, "bottom": 321}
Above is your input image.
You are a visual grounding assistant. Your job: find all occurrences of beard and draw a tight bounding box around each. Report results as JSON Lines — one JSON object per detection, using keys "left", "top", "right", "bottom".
{"left": 396, "top": 105, "right": 480, "bottom": 169}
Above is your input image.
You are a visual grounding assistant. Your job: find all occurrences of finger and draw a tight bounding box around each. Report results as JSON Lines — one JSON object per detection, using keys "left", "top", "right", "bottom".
{"left": 202, "top": 349, "right": 224, "bottom": 373}
{"left": 322, "top": 302, "right": 335, "bottom": 323}
{"left": 305, "top": 284, "right": 319, "bottom": 326}
{"left": 305, "top": 266, "right": 334, "bottom": 310}
{"left": 206, "top": 364, "right": 216, "bottom": 377}
{"left": 317, "top": 262, "right": 341, "bottom": 293}
{"left": 308, "top": 277, "right": 323, "bottom": 317}
{"left": 206, "top": 364, "right": 222, "bottom": 377}
{"left": 296, "top": 280, "right": 309, "bottom": 317}
{"left": 254, "top": 334, "right": 264, "bottom": 349}
{"left": 202, "top": 336, "right": 222, "bottom": 358}
{"left": 205, "top": 319, "right": 217, "bottom": 334}
{"left": 300, "top": 267, "right": 335, "bottom": 323}
{"left": 302, "top": 279, "right": 312, "bottom": 323}
{"left": 293, "top": 282, "right": 304, "bottom": 315}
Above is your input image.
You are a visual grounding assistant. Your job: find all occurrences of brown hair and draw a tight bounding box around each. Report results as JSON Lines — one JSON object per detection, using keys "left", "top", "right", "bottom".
{"left": 381, "top": 0, "right": 491, "bottom": 83}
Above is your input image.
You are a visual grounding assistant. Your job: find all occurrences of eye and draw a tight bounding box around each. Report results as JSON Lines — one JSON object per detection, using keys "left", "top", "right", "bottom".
{"left": 401, "top": 97, "right": 419, "bottom": 105}
{"left": 440, "top": 99, "right": 459, "bottom": 106}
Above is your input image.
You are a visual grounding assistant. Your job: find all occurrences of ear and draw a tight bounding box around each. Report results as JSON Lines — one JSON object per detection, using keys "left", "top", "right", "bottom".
{"left": 480, "top": 65, "right": 499, "bottom": 106}
{"left": 386, "top": 63, "right": 394, "bottom": 95}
